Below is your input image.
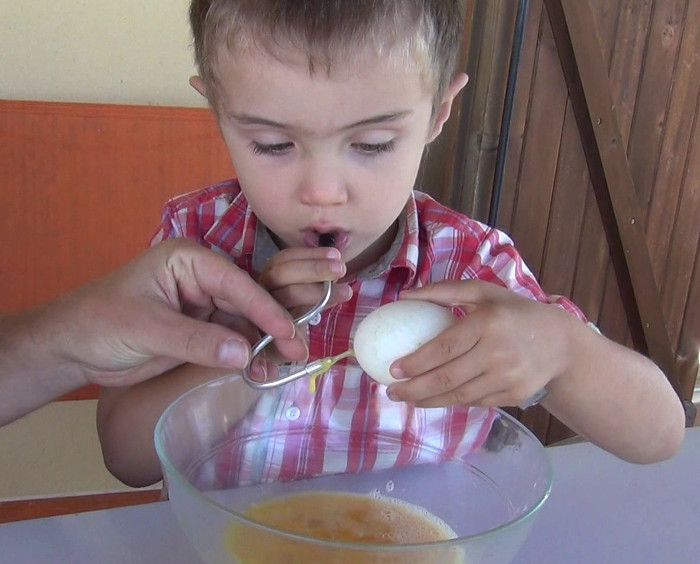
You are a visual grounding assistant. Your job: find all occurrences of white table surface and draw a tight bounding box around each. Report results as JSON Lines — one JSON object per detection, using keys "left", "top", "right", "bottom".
{"left": 2, "top": 427, "right": 699, "bottom": 563}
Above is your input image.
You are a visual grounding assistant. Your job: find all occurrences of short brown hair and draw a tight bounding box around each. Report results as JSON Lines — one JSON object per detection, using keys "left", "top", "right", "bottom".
{"left": 189, "top": 0, "right": 463, "bottom": 110}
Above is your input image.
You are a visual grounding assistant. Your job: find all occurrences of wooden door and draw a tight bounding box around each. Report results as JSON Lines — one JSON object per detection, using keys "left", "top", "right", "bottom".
{"left": 435, "top": 0, "right": 700, "bottom": 442}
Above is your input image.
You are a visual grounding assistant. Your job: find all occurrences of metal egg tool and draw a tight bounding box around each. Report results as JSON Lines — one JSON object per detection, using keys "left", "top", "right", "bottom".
{"left": 241, "top": 234, "right": 353, "bottom": 390}
{"left": 241, "top": 233, "right": 548, "bottom": 406}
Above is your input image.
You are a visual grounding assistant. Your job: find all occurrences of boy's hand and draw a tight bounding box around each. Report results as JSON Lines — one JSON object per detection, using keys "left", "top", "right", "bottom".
{"left": 252, "top": 247, "right": 352, "bottom": 376}
{"left": 386, "top": 280, "right": 576, "bottom": 408}
{"left": 259, "top": 246, "right": 352, "bottom": 319}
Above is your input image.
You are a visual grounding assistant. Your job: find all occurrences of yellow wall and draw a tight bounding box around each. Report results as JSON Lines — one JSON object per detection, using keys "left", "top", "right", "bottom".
{"left": 0, "top": 0, "right": 204, "bottom": 106}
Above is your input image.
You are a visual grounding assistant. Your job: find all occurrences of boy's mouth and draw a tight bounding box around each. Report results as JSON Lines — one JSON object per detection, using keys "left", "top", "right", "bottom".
{"left": 318, "top": 233, "right": 336, "bottom": 247}
{"left": 304, "top": 230, "right": 348, "bottom": 251}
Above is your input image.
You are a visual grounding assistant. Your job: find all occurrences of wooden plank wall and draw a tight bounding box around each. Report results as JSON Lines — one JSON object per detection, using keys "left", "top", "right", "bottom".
{"left": 450, "top": 0, "right": 700, "bottom": 442}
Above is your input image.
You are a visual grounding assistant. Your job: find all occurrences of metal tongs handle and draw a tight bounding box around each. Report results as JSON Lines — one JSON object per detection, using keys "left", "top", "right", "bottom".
{"left": 242, "top": 280, "right": 333, "bottom": 389}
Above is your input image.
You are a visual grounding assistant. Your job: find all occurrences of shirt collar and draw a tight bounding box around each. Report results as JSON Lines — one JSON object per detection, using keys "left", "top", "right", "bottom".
{"left": 352, "top": 201, "right": 417, "bottom": 283}
{"left": 362, "top": 192, "right": 419, "bottom": 284}
{"left": 202, "top": 184, "right": 258, "bottom": 259}
{"left": 204, "top": 186, "right": 420, "bottom": 285}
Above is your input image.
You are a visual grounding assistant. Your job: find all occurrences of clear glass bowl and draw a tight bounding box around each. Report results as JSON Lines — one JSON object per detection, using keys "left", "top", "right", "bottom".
{"left": 154, "top": 374, "right": 551, "bottom": 563}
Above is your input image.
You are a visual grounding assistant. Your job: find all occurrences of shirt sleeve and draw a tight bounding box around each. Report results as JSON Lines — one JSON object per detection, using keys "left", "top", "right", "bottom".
{"left": 459, "top": 225, "right": 589, "bottom": 323}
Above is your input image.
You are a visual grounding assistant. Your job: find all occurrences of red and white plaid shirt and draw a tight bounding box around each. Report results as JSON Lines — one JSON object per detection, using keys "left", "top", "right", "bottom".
{"left": 152, "top": 179, "right": 586, "bottom": 485}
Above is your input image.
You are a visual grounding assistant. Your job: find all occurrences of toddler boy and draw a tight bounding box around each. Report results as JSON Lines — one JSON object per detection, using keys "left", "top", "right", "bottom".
{"left": 97, "top": 0, "right": 684, "bottom": 488}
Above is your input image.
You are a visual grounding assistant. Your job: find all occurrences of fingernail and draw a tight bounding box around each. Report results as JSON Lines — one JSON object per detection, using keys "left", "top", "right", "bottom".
{"left": 343, "top": 285, "right": 354, "bottom": 300}
{"left": 390, "top": 365, "right": 407, "bottom": 379}
{"left": 330, "top": 261, "right": 345, "bottom": 275}
{"left": 218, "top": 339, "right": 249, "bottom": 368}
{"left": 249, "top": 356, "right": 268, "bottom": 382}
{"left": 386, "top": 387, "right": 400, "bottom": 401}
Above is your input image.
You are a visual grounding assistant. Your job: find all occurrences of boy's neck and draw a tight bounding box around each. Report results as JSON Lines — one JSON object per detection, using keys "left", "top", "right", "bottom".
{"left": 344, "top": 220, "right": 400, "bottom": 278}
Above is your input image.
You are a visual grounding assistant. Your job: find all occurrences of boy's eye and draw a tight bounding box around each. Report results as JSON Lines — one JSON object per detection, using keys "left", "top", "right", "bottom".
{"left": 250, "top": 141, "right": 294, "bottom": 156}
{"left": 353, "top": 140, "right": 396, "bottom": 155}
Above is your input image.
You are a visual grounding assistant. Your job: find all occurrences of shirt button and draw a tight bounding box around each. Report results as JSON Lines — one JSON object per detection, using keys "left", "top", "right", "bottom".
{"left": 308, "top": 312, "right": 322, "bottom": 326}
{"left": 285, "top": 406, "right": 301, "bottom": 421}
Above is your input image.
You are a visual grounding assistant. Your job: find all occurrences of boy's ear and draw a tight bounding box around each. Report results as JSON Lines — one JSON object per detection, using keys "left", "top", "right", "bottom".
{"left": 189, "top": 76, "right": 208, "bottom": 99}
{"left": 427, "top": 73, "right": 469, "bottom": 142}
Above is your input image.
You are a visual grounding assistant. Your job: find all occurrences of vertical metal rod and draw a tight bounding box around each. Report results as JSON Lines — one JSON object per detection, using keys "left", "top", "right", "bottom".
{"left": 488, "top": 0, "right": 530, "bottom": 227}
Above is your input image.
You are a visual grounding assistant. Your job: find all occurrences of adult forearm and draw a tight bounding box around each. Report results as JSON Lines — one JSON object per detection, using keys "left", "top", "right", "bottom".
{"left": 0, "top": 309, "right": 88, "bottom": 426}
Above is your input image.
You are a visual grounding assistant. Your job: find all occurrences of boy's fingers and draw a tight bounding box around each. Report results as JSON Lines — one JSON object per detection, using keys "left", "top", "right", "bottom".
{"left": 412, "top": 387, "right": 507, "bottom": 409}
{"left": 264, "top": 246, "right": 341, "bottom": 262}
{"left": 389, "top": 369, "right": 499, "bottom": 408}
{"left": 391, "top": 318, "right": 479, "bottom": 378}
{"left": 260, "top": 258, "right": 346, "bottom": 290}
{"left": 388, "top": 356, "right": 482, "bottom": 402}
{"left": 268, "top": 336, "right": 309, "bottom": 364}
{"left": 259, "top": 247, "right": 343, "bottom": 287}
{"left": 399, "top": 279, "right": 504, "bottom": 308}
{"left": 271, "top": 282, "right": 352, "bottom": 313}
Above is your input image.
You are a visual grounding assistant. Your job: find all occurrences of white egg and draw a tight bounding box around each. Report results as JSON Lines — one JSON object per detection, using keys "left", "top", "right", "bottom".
{"left": 353, "top": 300, "right": 456, "bottom": 386}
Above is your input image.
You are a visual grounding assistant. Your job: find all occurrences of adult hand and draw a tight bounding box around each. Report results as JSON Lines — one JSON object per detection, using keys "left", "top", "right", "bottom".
{"left": 0, "top": 239, "right": 306, "bottom": 424}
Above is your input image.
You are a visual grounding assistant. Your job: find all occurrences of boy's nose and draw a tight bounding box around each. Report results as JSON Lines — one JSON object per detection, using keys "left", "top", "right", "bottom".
{"left": 298, "top": 162, "right": 347, "bottom": 206}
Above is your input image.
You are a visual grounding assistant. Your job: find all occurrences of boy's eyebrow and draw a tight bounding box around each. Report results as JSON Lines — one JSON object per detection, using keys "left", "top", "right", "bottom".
{"left": 228, "top": 111, "right": 412, "bottom": 131}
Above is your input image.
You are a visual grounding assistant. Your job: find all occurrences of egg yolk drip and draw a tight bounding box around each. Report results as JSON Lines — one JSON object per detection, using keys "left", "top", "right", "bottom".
{"left": 306, "top": 349, "right": 355, "bottom": 393}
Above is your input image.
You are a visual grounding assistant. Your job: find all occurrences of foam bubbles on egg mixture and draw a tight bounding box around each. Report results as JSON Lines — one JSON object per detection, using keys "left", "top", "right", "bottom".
{"left": 227, "top": 490, "right": 466, "bottom": 563}
{"left": 366, "top": 493, "right": 459, "bottom": 544}
{"left": 233, "top": 490, "right": 458, "bottom": 543}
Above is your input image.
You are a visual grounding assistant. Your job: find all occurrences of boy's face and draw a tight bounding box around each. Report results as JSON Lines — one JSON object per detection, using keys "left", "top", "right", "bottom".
{"left": 197, "top": 48, "right": 465, "bottom": 274}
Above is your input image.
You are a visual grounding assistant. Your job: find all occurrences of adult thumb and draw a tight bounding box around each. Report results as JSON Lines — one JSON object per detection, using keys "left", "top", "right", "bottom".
{"left": 141, "top": 309, "right": 252, "bottom": 369}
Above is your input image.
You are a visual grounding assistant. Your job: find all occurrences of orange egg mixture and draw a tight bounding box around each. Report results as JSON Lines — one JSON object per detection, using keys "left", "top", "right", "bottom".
{"left": 225, "top": 491, "right": 465, "bottom": 563}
